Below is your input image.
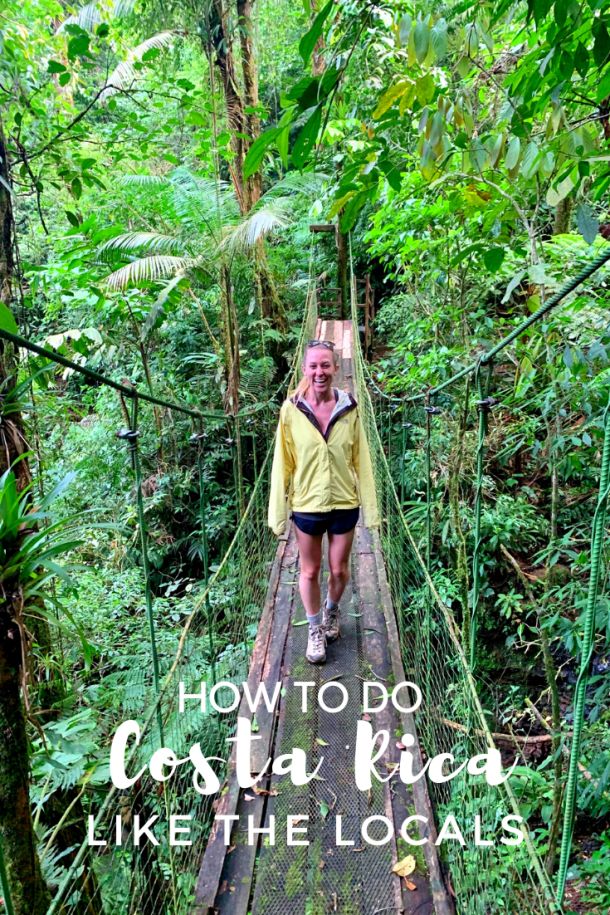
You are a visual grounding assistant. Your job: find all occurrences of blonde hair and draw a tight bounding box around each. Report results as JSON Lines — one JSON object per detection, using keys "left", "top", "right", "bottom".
{"left": 289, "top": 344, "right": 340, "bottom": 401}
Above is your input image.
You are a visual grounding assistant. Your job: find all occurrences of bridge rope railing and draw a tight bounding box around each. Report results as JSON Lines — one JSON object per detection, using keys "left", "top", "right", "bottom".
{"left": 351, "top": 244, "right": 610, "bottom": 912}
{"left": 0, "top": 281, "right": 318, "bottom": 915}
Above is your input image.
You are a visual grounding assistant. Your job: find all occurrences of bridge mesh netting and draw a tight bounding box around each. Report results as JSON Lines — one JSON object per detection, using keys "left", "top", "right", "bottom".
{"left": 349, "top": 274, "right": 559, "bottom": 914}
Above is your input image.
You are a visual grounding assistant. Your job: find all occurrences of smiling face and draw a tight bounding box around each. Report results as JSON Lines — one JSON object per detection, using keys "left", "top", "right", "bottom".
{"left": 303, "top": 345, "right": 338, "bottom": 397}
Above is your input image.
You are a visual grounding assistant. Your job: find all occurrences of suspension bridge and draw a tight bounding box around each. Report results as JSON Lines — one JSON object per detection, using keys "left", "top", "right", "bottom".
{"left": 2, "top": 246, "right": 610, "bottom": 915}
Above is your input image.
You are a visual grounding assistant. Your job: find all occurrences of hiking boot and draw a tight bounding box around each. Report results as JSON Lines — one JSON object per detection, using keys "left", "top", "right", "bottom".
{"left": 306, "top": 624, "right": 326, "bottom": 664}
{"left": 323, "top": 602, "right": 340, "bottom": 642}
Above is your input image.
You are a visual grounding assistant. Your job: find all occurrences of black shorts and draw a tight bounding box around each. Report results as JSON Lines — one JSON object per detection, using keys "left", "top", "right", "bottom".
{"left": 292, "top": 507, "right": 359, "bottom": 536}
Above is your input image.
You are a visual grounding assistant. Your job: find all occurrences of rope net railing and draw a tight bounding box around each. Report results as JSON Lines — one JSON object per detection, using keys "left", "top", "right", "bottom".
{"left": 350, "top": 274, "right": 561, "bottom": 914}
{"left": 30, "top": 286, "right": 318, "bottom": 915}
{"left": 352, "top": 238, "right": 610, "bottom": 909}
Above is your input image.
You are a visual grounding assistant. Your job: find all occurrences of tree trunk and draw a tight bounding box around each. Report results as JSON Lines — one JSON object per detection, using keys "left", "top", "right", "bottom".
{"left": 255, "top": 238, "right": 286, "bottom": 332}
{"left": 553, "top": 196, "right": 572, "bottom": 235}
{"left": 220, "top": 265, "right": 240, "bottom": 414}
{"left": 311, "top": 0, "right": 327, "bottom": 76}
{"left": 236, "top": 0, "right": 287, "bottom": 332}
{"left": 237, "top": 0, "right": 261, "bottom": 210}
{"left": 210, "top": 0, "right": 248, "bottom": 213}
{"left": 0, "top": 115, "right": 50, "bottom": 915}
{"left": 208, "top": 0, "right": 286, "bottom": 338}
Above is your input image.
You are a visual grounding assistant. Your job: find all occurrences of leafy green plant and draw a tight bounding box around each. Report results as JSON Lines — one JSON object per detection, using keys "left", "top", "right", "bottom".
{"left": 0, "top": 463, "right": 81, "bottom": 598}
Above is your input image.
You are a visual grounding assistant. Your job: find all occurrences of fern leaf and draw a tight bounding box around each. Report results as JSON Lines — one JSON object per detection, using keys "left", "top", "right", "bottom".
{"left": 141, "top": 272, "right": 187, "bottom": 340}
{"left": 170, "top": 168, "right": 239, "bottom": 239}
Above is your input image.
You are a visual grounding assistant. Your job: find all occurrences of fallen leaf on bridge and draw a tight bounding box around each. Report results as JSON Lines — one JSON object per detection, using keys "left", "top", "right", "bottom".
{"left": 253, "top": 786, "right": 278, "bottom": 797}
{"left": 392, "top": 854, "right": 416, "bottom": 878}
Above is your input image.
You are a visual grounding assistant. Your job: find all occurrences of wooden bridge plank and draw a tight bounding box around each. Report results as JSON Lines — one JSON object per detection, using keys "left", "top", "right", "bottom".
{"left": 356, "top": 547, "right": 406, "bottom": 915}
{"left": 214, "top": 536, "right": 298, "bottom": 914}
{"left": 249, "top": 561, "right": 315, "bottom": 914}
{"left": 333, "top": 318, "right": 344, "bottom": 349}
{"left": 342, "top": 321, "right": 352, "bottom": 359}
{"left": 358, "top": 538, "right": 435, "bottom": 913}
{"left": 371, "top": 529, "right": 455, "bottom": 915}
{"left": 193, "top": 534, "right": 293, "bottom": 914}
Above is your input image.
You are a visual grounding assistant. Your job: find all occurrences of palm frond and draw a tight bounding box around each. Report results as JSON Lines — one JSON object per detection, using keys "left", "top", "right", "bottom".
{"left": 98, "top": 232, "right": 187, "bottom": 256}
{"left": 262, "top": 171, "right": 328, "bottom": 199}
{"left": 240, "top": 356, "right": 276, "bottom": 399}
{"left": 219, "top": 203, "right": 291, "bottom": 255}
{"left": 57, "top": 0, "right": 136, "bottom": 33}
{"left": 102, "top": 31, "right": 176, "bottom": 101}
{"left": 57, "top": 2, "right": 101, "bottom": 32}
{"left": 141, "top": 272, "right": 188, "bottom": 340}
{"left": 105, "top": 255, "right": 193, "bottom": 290}
{"left": 119, "top": 174, "right": 171, "bottom": 187}
{"left": 113, "top": 0, "right": 136, "bottom": 15}
{"left": 170, "top": 168, "right": 239, "bottom": 239}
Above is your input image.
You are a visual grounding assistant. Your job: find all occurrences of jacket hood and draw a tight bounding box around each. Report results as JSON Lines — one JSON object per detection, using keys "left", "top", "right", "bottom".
{"left": 291, "top": 388, "right": 357, "bottom": 441}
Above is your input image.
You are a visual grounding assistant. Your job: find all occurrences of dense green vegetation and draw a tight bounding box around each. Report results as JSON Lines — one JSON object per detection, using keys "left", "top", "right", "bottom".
{"left": 1, "top": 1, "right": 609, "bottom": 912}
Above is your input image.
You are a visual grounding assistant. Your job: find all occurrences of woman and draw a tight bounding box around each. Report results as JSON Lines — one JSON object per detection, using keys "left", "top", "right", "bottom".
{"left": 268, "top": 339, "right": 379, "bottom": 664}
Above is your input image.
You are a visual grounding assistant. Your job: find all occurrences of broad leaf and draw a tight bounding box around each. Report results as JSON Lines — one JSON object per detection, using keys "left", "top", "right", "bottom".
{"left": 0, "top": 302, "right": 18, "bottom": 335}
{"left": 546, "top": 172, "right": 577, "bottom": 207}
{"left": 299, "top": 0, "right": 333, "bottom": 64}
{"left": 413, "top": 20, "right": 429, "bottom": 63}
{"left": 373, "top": 81, "right": 411, "bottom": 119}
{"left": 593, "top": 20, "right": 610, "bottom": 68}
{"left": 501, "top": 270, "right": 526, "bottom": 304}
{"left": 430, "top": 19, "right": 448, "bottom": 60}
{"left": 243, "top": 128, "right": 280, "bottom": 180}
{"left": 504, "top": 136, "right": 521, "bottom": 171}
{"left": 576, "top": 203, "right": 599, "bottom": 244}
{"left": 286, "top": 76, "right": 320, "bottom": 111}
{"left": 520, "top": 141, "right": 540, "bottom": 180}
{"left": 483, "top": 248, "right": 505, "bottom": 272}
{"left": 291, "top": 106, "right": 323, "bottom": 169}
{"left": 68, "top": 33, "right": 90, "bottom": 59}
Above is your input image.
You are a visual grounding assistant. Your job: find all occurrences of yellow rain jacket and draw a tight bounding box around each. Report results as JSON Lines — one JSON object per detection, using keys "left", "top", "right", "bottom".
{"left": 268, "top": 389, "right": 380, "bottom": 536}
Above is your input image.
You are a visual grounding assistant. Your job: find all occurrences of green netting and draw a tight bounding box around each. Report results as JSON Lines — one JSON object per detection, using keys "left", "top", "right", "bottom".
{"left": 44, "top": 288, "right": 318, "bottom": 915}
{"left": 349, "top": 276, "right": 559, "bottom": 914}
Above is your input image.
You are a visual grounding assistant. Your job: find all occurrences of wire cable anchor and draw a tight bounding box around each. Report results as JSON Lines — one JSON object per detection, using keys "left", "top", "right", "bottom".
{"left": 476, "top": 396, "right": 499, "bottom": 412}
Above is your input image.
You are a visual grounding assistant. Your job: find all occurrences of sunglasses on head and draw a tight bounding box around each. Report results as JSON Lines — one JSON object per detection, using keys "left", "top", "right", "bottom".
{"left": 307, "top": 339, "right": 335, "bottom": 349}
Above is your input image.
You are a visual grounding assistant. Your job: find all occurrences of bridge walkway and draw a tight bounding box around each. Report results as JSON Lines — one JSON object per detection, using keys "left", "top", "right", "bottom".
{"left": 194, "top": 321, "right": 453, "bottom": 915}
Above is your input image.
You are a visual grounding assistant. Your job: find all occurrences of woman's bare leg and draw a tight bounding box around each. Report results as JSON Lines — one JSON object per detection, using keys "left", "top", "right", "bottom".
{"left": 327, "top": 529, "right": 356, "bottom": 605}
{"left": 294, "top": 527, "right": 324, "bottom": 616}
